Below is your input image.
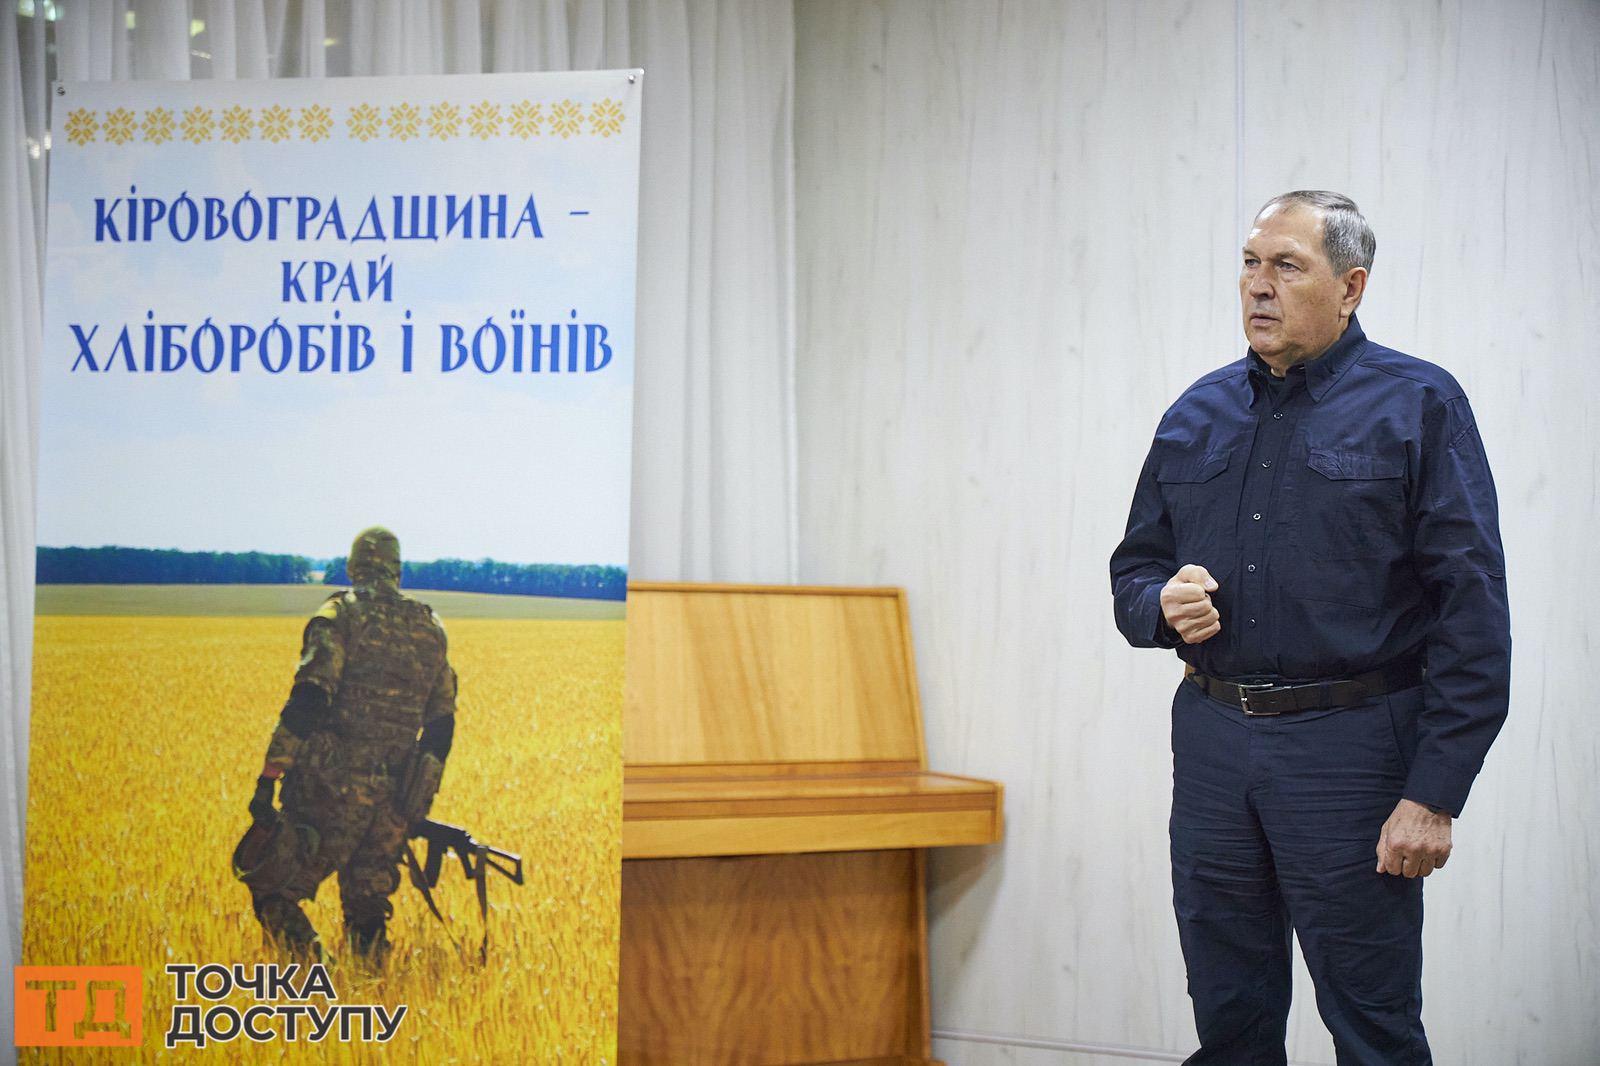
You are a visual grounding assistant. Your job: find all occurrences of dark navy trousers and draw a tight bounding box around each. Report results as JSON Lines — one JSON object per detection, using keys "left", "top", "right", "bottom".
{"left": 1170, "top": 677, "right": 1432, "bottom": 1066}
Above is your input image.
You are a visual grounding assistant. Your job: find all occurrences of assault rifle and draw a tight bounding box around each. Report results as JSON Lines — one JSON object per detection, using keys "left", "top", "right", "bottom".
{"left": 404, "top": 819, "right": 524, "bottom": 963}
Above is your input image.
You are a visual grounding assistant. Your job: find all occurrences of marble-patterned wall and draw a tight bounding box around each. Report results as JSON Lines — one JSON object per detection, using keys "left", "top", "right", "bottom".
{"left": 794, "top": 2, "right": 1600, "bottom": 1064}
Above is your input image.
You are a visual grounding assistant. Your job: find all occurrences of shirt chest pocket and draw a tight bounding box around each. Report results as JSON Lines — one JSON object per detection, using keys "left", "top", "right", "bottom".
{"left": 1293, "top": 446, "right": 1407, "bottom": 560}
{"left": 1156, "top": 448, "right": 1235, "bottom": 557}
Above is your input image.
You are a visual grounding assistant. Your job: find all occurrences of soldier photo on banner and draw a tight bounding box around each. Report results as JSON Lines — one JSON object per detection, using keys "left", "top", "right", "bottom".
{"left": 234, "top": 527, "right": 459, "bottom": 967}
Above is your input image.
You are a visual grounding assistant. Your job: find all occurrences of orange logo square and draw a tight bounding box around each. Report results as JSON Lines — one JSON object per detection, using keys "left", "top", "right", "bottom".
{"left": 13, "top": 966, "right": 143, "bottom": 1047}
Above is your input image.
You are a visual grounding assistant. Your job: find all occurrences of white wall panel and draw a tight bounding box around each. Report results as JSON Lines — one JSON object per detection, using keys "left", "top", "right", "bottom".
{"left": 797, "top": 0, "right": 1238, "bottom": 1057}
{"left": 1239, "top": 3, "right": 1600, "bottom": 1064}
{"left": 796, "top": 1, "right": 1600, "bottom": 1063}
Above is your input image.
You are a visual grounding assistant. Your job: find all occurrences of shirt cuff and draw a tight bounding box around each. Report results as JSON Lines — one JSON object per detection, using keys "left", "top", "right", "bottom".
{"left": 1403, "top": 758, "right": 1480, "bottom": 818}
{"left": 1148, "top": 586, "right": 1182, "bottom": 649}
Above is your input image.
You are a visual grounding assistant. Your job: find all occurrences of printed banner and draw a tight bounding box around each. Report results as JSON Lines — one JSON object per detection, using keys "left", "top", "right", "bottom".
{"left": 23, "top": 70, "right": 641, "bottom": 1060}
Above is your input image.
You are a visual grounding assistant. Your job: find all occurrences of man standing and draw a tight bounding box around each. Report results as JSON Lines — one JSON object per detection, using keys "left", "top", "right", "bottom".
{"left": 1110, "top": 191, "right": 1509, "bottom": 1064}
{"left": 239, "top": 526, "right": 458, "bottom": 966}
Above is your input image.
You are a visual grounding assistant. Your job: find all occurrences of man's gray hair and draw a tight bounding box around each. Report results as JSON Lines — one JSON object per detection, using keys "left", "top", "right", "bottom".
{"left": 1258, "top": 190, "right": 1376, "bottom": 276}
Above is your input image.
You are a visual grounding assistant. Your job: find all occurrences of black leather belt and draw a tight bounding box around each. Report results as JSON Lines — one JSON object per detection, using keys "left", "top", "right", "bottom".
{"left": 1188, "top": 659, "right": 1424, "bottom": 717}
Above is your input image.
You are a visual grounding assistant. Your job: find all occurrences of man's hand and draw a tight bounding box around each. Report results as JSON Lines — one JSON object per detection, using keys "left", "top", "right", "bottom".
{"left": 1375, "top": 798, "right": 1452, "bottom": 877}
{"left": 1160, "top": 564, "right": 1221, "bottom": 644}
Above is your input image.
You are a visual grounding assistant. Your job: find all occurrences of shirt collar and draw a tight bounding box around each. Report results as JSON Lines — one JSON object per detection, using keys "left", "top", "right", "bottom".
{"left": 1246, "top": 315, "right": 1367, "bottom": 403}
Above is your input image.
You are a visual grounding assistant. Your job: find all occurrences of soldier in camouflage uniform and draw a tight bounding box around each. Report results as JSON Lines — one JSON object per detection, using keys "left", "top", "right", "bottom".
{"left": 244, "top": 527, "right": 458, "bottom": 965}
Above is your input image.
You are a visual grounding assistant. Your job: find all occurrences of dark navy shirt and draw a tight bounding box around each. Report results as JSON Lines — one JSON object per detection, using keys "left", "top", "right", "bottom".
{"left": 1110, "top": 316, "right": 1510, "bottom": 815}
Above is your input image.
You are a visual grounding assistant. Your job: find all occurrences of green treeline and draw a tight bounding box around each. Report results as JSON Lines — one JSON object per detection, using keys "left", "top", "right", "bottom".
{"left": 35, "top": 545, "right": 627, "bottom": 601}
{"left": 324, "top": 557, "right": 627, "bottom": 601}
{"left": 37, "top": 546, "right": 311, "bottom": 584}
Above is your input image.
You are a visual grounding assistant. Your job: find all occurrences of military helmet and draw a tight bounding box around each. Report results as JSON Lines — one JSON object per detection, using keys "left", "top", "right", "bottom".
{"left": 232, "top": 818, "right": 321, "bottom": 896}
{"left": 348, "top": 526, "right": 401, "bottom": 588}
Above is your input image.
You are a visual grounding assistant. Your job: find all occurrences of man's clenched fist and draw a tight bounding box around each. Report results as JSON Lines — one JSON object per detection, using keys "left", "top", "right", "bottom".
{"left": 1161, "top": 564, "right": 1221, "bottom": 643}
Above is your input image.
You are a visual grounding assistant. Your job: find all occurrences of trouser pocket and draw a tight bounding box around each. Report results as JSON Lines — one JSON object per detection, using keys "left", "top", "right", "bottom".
{"left": 1384, "top": 683, "right": 1424, "bottom": 775}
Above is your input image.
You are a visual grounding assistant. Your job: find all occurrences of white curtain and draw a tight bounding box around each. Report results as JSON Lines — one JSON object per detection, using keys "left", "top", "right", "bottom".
{"left": 0, "top": 14, "right": 43, "bottom": 1061}
{"left": 1, "top": 0, "right": 796, "bottom": 1049}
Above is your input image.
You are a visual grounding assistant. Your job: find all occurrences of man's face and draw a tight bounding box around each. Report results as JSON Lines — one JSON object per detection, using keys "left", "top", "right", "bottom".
{"left": 1239, "top": 203, "right": 1362, "bottom": 368}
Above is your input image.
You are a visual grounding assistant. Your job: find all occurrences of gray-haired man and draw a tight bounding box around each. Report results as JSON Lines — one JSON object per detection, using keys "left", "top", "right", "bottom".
{"left": 1111, "top": 191, "right": 1510, "bottom": 1063}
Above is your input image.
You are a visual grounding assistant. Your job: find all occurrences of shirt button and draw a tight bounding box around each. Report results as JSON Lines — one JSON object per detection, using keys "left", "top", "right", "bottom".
{"left": 1247, "top": 564, "right": 1257, "bottom": 572}
{"left": 1273, "top": 412, "right": 1284, "bottom": 420}
{"left": 1261, "top": 460, "right": 1272, "bottom": 468}
{"left": 1249, "top": 618, "right": 1258, "bottom": 627}
{"left": 1252, "top": 513, "right": 1262, "bottom": 521}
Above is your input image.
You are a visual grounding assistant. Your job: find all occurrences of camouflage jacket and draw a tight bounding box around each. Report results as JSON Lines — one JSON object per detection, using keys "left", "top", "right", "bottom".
{"left": 267, "top": 587, "right": 457, "bottom": 776}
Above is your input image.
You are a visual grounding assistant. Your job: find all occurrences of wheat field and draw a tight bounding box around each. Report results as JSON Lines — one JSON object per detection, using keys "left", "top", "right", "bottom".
{"left": 23, "top": 609, "right": 623, "bottom": 1063}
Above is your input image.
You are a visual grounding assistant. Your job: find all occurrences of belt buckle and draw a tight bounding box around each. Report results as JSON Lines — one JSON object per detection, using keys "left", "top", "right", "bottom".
{"left": 1238, "top": 682, "right": 1280, "bottom": 717}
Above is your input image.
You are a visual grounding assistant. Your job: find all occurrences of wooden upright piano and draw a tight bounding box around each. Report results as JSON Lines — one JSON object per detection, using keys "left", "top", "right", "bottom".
{"left": 619, "top": 582, "right": 1004, "bottom": 1065}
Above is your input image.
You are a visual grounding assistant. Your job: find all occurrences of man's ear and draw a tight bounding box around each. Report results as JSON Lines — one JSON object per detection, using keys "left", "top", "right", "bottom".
{"left": 1341, "top": 267, "right": 1368, "bottom": 317}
